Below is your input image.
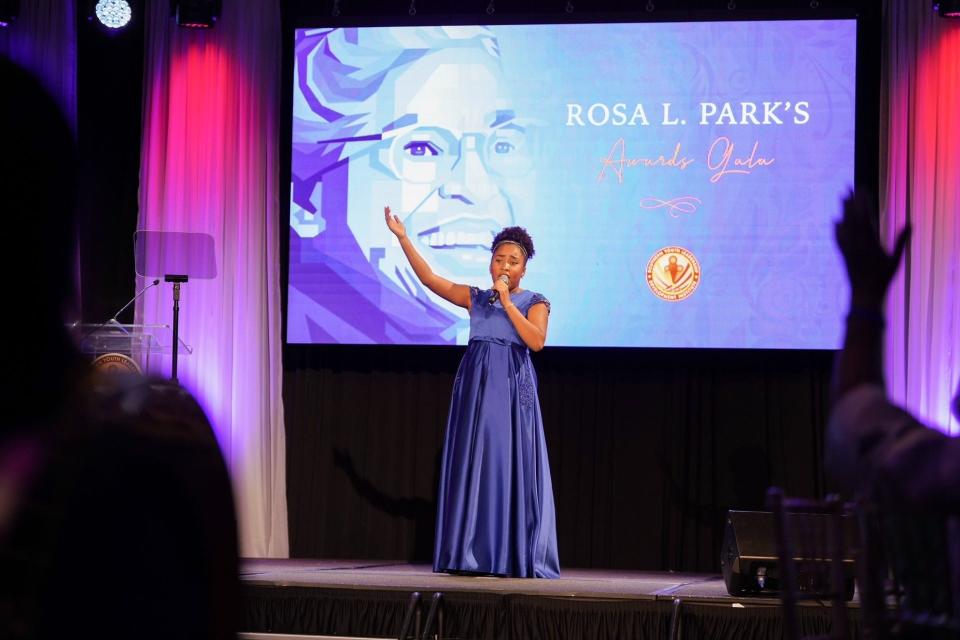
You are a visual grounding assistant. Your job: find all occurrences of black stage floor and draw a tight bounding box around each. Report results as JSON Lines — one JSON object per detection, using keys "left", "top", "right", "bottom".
{"left": 240, "top": 559, "right": 860, "bottom": 640}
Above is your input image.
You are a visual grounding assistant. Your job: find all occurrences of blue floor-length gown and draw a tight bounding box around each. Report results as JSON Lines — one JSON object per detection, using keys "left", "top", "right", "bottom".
{"left": 433, "top": 287, "right": 560, "bottom": 578}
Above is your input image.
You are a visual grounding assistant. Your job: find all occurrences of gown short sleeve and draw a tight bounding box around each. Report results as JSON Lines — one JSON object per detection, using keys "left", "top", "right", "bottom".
{"left": 526, "top": 293, "right": 550, "bottom": 315}
{"left": 468, "top": 286, "right": 484, "bottom": 307}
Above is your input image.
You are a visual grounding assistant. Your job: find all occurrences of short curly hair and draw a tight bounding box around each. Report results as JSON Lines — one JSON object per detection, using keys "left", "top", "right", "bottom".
{"left": 491, "top": 226, "right": 535, "bottom": 261}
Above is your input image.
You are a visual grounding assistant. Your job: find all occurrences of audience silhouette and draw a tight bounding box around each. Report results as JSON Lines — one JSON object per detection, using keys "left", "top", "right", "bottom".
{"left": 0, "top": 56, "right": 240, "bottom": 640}
{"left": 829, "top": 188, "right": 959, "bottom": 507}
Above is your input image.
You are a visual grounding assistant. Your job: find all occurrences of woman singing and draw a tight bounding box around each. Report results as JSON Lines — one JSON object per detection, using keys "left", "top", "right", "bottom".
{"left": 384, "top": 206, "right": 559, "bottom": 578}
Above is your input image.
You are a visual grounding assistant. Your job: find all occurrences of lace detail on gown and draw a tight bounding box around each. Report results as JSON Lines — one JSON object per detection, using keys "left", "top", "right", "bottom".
{"left": 526, "top": 293, "right": 550, "bottom": 314}
{"left": 519, "top": 367, "right": 535, "bottom": 408}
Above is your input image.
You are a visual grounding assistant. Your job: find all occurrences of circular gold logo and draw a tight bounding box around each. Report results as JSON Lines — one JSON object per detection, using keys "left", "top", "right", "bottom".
{"left": 646, "top": 246, "right": 701, "bottom": 301}
{"left": 91, "top": 352, "right": 142, "bottom": 375}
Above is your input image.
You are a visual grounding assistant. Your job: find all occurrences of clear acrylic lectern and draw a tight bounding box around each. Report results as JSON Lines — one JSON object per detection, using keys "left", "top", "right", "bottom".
{"left": 73, "top": 321, "right": 193, "bottom": 373}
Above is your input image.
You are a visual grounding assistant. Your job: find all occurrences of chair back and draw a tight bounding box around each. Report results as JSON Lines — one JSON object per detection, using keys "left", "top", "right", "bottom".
{"left": 767, "top": 487, "right": 855, "bottom": 640}
{"left": 857, "top": 501, "right": 960, "bottom": 640}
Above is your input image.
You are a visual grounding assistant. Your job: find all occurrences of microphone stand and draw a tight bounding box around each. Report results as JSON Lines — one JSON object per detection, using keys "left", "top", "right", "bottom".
{"left": 165, "top": 274, "right": 188, "bottom": 383}
{"left": 78, "top": 279, "right": 161, "bottom": 345}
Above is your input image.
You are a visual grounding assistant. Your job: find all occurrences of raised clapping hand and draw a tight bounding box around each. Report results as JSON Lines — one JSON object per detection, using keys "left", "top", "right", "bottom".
{"left": 384, "top": 205, "right": 406, "bottom": 240}
{"left": 834, "top": 189, "right": 911, "bottom": 308}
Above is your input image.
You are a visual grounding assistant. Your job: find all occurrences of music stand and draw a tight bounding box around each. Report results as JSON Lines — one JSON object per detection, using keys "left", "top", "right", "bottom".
{"left": 134, "top": 230, "right": 217, "bottom": 381}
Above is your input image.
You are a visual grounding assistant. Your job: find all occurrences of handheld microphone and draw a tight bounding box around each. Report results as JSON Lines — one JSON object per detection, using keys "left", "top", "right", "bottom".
{"left": 78, "top": 279, "right": 161, "bottom": 344}
{"left": 488, "top": 274, "right": 510, "bottom": 305}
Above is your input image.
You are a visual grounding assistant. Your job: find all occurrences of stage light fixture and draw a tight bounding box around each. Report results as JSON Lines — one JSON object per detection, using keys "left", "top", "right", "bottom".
{"left": 172, "top": 0, "right": 222, "bottom": 29}
{"left": 0, "top": 0, "right": 20, "bottom": 27}
{"left": 94, "top": 0, "right": 132, "bottom": 29}
{"left": 934, "top": 0, "right": 960, "bottom": 17}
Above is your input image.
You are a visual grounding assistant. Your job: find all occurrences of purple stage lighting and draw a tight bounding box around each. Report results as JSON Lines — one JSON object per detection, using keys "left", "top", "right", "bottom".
{"left": 0, "top": 0, "right": 20, "bottom": 27}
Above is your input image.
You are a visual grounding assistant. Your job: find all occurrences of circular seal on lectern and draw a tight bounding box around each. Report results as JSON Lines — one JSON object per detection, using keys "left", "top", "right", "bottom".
{"left": 91, "top": 352, "right": 142, "bottom": 375}
{"left": 646, "top": 246, "right": 701, "bottom": 301}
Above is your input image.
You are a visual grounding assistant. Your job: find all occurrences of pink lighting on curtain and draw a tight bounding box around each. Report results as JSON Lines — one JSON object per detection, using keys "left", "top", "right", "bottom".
{"left": 136, "top": 0, "right": 288, "bottom": 556}
{"left": 882, "top": 2, "right": 960, "bottom": 434}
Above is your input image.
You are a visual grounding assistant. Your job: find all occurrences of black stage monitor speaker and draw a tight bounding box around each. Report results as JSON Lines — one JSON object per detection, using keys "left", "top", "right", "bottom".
{"left": 720, "top": 510, "right": 857, "bottom": 599}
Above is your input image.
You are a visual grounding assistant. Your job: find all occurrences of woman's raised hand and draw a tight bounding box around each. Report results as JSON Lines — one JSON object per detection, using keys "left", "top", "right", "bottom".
{"left": 834, "top": 189, "right": 910, "bottom": 307}
{"left": 384, "top": 205, "right": 406, "bottom": 239}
